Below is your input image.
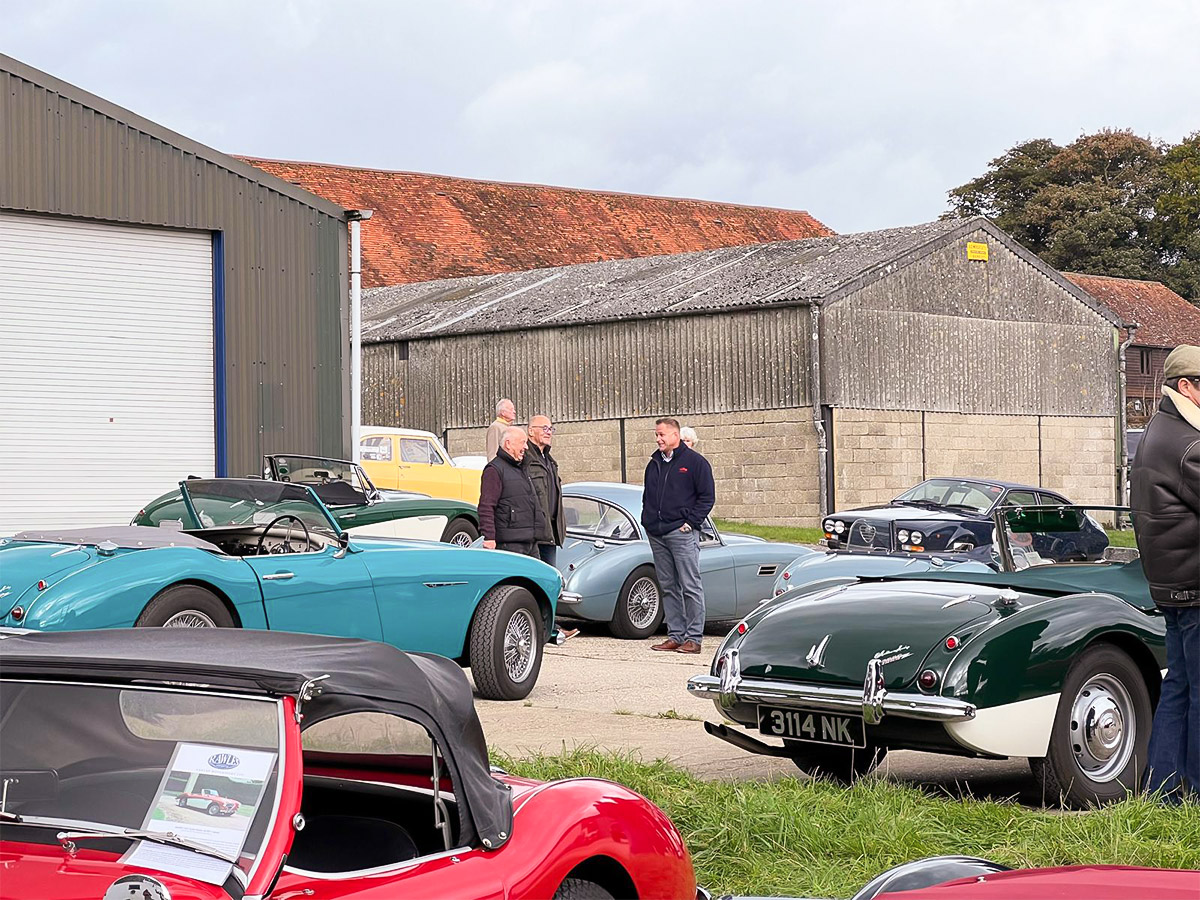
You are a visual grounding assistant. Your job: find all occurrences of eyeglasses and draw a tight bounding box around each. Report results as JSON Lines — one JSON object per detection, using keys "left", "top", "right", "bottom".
{"left": 538, "top": 425, "right": 555, "bottom": 434}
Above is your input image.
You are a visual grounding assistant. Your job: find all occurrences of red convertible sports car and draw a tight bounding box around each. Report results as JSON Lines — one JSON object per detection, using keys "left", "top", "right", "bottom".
{"left": 175, "top": 788, "right": 240, "bottom": 817}
{"left": 0, "top": 628, "right": 698, "bottom": 900}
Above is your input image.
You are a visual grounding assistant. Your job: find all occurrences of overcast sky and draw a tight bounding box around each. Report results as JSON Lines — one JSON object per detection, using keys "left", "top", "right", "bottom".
{"left": 7, "top": 1, "right": 1198, "bottom": 233}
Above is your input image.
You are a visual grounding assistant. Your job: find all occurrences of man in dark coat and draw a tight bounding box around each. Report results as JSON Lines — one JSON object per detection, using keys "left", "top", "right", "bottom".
{"left": 523, "top": 414, "right": 565, "bottom": 566}
{"left": 1131, "top": 344, "right": 1200, "bottom": 801}
{"left": 641, "top": 417, "right": 715, "bottom": 654}
{"left": 479, "top": 426, "right": 545, "bottom": 558}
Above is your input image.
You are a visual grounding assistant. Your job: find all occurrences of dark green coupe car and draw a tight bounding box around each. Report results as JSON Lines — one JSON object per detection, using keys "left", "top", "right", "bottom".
{"left": 688, "top": 505, "right": 1165, "bottom": 808}
{"left": 134, "top": 454, "right": 480, "bottom": 545}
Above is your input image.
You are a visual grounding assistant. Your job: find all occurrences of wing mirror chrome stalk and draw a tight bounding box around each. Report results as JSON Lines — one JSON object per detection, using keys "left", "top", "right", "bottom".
{"left": 333, "top": 534, "right": 355, "bottom": 558}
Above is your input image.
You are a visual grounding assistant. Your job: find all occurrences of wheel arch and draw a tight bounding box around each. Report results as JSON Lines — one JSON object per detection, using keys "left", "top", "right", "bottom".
{"left": 1084, "top": 632, "right": 1163, "bottom": 706}
{"left": 562, "top": 855, "right": 637, "bottom": 899}
{"left": 144, "top": 580, "right": 243, "bottom": 628}
{"left": 458, "top": 578, "right": 555, "bottom": 660}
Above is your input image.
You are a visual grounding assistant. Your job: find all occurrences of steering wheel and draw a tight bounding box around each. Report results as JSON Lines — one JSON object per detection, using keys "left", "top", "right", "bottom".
{"left": 255, "top": 514, "right": 311, "bottom": 555}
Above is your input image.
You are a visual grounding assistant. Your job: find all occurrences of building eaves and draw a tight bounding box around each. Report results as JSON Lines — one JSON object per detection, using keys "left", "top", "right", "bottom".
{"left": 362, "top": 218, "right": 983, "bottom": 342}
{"left": 0, "top": 54, "right": 347, "bottom": 221}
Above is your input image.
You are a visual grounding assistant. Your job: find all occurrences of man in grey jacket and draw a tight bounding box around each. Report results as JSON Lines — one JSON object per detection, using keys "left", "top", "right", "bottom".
{"left": 1131, "top": 344, "right": 1200, "bottom": 801}
{"left": 485, "top": 398, "right": 516, "bottom": 460}
{"left": 523, "top": 415, "right": 565, "bottom": 566}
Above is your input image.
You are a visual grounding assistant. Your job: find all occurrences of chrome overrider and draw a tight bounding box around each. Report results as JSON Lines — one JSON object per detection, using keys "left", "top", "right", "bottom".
{"left": 687, "top": 648, "right": 977, "bottom": 723}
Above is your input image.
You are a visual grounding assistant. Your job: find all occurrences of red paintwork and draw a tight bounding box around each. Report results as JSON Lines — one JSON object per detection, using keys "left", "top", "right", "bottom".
{"left": 1, "top": 694, "right": 696, "bottom": 899}
{"left": 880, "top": 864, "right": 1200, "bottom": 899}
{"left": 177, "top": 791, "right": 239, "bottom": 812}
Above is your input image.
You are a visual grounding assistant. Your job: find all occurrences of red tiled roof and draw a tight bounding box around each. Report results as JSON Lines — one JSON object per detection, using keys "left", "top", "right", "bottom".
{"left": 240, "top": 157, "right": 834, "bottom": 288}
{"left": 1064, "top": 273, "right": 1200, "bottom": 348}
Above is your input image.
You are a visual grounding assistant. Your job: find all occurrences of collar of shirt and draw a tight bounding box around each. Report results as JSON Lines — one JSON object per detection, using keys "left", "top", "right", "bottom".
{"left": 661, "top": 449, "right": 674, "bottom": 463}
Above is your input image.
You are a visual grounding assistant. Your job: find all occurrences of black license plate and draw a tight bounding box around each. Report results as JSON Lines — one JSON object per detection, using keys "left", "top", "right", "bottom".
{"left": 758, "top": 706, "right": 866, "bottom": 748}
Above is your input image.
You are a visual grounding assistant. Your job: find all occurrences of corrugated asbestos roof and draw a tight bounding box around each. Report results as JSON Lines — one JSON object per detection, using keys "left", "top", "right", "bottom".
{"left": 362, "top": 218, "right": 992, "bottom": 341}
{"left": 240, "top": 157, "right": 833, "bottom": 287}
{"left": 1064, "top": 273, "right": 1200, "bottom": 348}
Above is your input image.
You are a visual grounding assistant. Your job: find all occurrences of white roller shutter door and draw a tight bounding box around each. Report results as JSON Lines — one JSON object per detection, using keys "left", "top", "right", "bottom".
{"left": 0, "top": 213, "right": 215, "bottom": 531}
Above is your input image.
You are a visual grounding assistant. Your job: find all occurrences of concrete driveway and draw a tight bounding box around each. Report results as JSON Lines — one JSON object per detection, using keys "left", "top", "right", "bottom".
{"left": 476, "top": 632, "right": 1047, "bottom": 804}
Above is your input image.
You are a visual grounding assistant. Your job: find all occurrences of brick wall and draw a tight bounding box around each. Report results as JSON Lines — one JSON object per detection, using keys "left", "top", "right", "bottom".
{"left": 923, "top": 413, "right": 1041, "bottom": 485}
{"left": 833, "top": 410, "right": 924, "bottom": 509}
{"left": 1039, "top": 417, "right": 1117, "bottom": 505}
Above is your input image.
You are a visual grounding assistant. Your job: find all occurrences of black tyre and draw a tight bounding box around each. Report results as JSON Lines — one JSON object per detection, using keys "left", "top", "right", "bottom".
{"left": 176, "top": 796, "right": 187, "bottom": 807}
{"left": 1031, "top": 644, "right": 1151, "bottom": 808}
{"left": 553, "top": 879, "right": 615, "bottom": 900}
{"left": 207, "top": 802, "right": 221, "bottom": 816}
{"left": 786, "top": 740, "right": 887, "bottom": 784}
{"left": 441, "top": 517, "right": 480, "bottom": 547}
{"left": 469, "top": 585, "right": 545, "bottom": 700}
{"left": 135, "top": 584, "right": 234, "bottom": 629}
{"left": 609, "top": 565, "right": 663, "bottom": 639}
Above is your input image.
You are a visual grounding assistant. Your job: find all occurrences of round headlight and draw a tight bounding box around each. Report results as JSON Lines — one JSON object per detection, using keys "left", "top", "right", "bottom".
{"left": 897, "top": 529, "right": 910, "bottom": 543}
{"left": 910, "top": 531, "right": 924, "bottom": 544}
{"left": 833, "top": 521, "right": 845, "bottom": 534}
{"left": 823, "top": 520, "right": 835, "bottom": 532}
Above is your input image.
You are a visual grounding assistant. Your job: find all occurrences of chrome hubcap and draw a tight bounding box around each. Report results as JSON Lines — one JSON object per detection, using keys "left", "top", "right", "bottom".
{"left": 503, "top": 608, "right": 538, "bottom": 683}
{"left": 450, "top": 531, "right": 474, "bottom": 547}
{"left": 1070, "top": 673, "right": 1134, "bottom": 782}
{"left": 626, "top": 577, "right": 661, "bottom": 629}
{"left": 162, "top": 610, "right": 216, "bottom": 628}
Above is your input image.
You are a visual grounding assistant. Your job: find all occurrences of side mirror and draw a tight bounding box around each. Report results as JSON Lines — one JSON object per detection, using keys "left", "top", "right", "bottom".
{"left": 333, "top": 534, "right": 351, "bottom": 559}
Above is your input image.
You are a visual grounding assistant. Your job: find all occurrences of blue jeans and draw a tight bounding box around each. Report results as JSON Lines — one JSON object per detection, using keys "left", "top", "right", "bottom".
{"left": 1144, "top": 606, "right": 1200, "bottom": 800}
{"left": 648, "top": 528, "right": 704, "bottom": 644}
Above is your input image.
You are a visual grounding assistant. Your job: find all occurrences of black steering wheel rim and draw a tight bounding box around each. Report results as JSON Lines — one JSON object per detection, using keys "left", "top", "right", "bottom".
{"left": 255, "top": 514, "right": 311, "bottom": 555}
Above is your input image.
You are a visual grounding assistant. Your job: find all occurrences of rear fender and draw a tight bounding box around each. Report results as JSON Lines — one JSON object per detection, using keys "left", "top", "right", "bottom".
{"left": 505, "top": 778, "right": 695, "bottom": 900}
{"left": 562, "top": 542, "right": 650, "bottom": 622}
{"left": 18, "top": 549, "right": 264, "bottom": 631}
{"left": 941, "top": 592, "right": 1167, "bottom": 711}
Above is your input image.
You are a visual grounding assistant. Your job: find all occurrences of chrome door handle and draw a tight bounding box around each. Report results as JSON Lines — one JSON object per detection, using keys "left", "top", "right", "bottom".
{"left": 262, "top": 572, "right": 295, "bottom": 581}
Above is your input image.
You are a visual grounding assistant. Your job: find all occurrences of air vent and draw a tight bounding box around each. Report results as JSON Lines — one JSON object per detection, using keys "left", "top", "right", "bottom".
{"left": 757, "top": 564, "right": 778, "bottom": 577}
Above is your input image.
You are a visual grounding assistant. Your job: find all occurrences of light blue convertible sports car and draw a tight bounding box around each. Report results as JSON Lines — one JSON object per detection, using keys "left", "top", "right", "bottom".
{"left": 555, "top": 483, "right": 817, "bottom": 638}
{"left": 0, "top": 478, "right": 563, "bottom": 700}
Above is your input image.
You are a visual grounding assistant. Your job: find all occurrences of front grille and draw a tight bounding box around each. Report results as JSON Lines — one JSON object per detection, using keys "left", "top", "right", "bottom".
{"left": 844, "top": 518, "right": 892, "bottom": 551}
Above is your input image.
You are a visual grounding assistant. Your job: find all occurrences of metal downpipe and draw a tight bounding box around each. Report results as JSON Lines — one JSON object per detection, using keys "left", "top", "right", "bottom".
{"left": 1116, "top": 322, "right": 1138, "bottom": 505}
{"left": 810, "top": 302, "right": 828, "bottom": 520}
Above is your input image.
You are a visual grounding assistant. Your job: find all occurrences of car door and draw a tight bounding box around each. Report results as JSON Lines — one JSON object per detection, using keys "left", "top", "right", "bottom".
{"left": 360, "top": 435, "right": 400, "bottom": 489}
{"left": 697, "top": 519, "right": 738, "bottom": 619}
{"left": 243, "top": 546, "right": 384, "bottom": 641}
{"left": 397, "top": 437, "right": 464, "bottom": 500}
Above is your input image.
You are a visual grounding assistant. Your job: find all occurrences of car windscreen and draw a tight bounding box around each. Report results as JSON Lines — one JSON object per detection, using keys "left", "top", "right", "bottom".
{"left": 182, "top": 479, "right": 339, "bottom": 537}
{"left": 894, "top": 479, "right": 1003, "bottom": 514}
{"left": 1000, "top": 505, "right": 1113, "bottom": 568}
{"left": 1, "top": 681, "right": 283, "bottom": 884}
{"left": 269, "top": 456, "right": 373, "bottom": 506}
{"left": 563, "top": 496, "right": 639, "bottom": 540}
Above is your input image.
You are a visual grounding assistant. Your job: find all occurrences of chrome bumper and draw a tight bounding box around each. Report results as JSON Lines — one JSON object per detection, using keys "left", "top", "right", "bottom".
{"left": 687, "top": 649, "right": 975, "bottom": 724}
{"left": 558, "top": 590, "right": 583, "bottom": 606}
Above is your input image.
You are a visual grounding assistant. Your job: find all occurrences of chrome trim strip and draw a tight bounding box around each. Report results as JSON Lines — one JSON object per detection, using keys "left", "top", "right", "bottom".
{"left": 687, "top": 673, "right": 975, "bottom": 722}
{"left": 423, "top": 581, "right": 468, "bottom": 588}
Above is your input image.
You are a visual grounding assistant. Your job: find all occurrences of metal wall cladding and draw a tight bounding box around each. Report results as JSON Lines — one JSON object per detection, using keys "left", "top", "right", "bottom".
{"left": 823, "top": 230, "right": 1118, "bottom": 416}
{"left": 0, "top": 63, "right": 349, "bottom": 475}
{"left": 363, "top": 306, "right": 812, "bottom": 431}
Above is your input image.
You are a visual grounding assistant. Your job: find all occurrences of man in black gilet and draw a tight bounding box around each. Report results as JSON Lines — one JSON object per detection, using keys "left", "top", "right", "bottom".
{"left": 479, "top": 425, "right": 546, "bottom": 558}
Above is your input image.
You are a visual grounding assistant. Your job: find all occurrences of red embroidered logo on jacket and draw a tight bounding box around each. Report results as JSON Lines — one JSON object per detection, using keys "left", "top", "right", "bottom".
{"left": 679, "top": 467, "right": 688, "bottom": 473}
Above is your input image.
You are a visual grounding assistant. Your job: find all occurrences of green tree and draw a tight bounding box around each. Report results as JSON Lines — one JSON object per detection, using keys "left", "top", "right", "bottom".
{"left": 946, "top": 129, "right": 1199, "bottom": 300}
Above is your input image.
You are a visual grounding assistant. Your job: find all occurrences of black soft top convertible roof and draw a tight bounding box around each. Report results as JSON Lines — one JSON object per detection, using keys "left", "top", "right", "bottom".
{"left": 0, "top": 629, "right": 513, "bottom": 848}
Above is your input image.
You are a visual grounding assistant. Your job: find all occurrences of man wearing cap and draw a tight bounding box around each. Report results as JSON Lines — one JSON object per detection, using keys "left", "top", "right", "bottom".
{"left": 1130, "top": 344, "right": 1200, "bottom": 801}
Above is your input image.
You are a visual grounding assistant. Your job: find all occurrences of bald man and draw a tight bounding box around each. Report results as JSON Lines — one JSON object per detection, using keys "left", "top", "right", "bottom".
{"left": 523, "top": 415, "right": 565, "bottom": 566}
{"left": 478, "top": 425, "right": 546, "bottom": 557}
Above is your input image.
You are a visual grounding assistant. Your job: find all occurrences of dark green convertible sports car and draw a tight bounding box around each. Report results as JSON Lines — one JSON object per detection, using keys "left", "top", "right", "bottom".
{"left": 688, "top": 506, "right": 1165, "bottom": 808}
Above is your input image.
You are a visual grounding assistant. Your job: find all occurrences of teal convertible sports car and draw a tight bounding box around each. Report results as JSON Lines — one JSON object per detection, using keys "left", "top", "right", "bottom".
{"left": 0, "top": 478, "right": 562, "bottom": 700}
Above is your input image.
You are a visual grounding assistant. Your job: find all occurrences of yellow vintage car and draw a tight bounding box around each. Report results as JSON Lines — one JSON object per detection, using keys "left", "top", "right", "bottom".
{"left": 360, "top": 427, "right": 483, "bottom": 504}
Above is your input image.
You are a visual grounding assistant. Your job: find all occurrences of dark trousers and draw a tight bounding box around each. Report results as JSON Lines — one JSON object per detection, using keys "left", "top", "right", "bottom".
{"left": 497, "top": 540, "right": 538, "bottom": 558}
{"left": 537, "top": 544, "right": 557, "bottom": 567}
{"left": 1144, "top": 605, "right": 1200, "bottom": 800}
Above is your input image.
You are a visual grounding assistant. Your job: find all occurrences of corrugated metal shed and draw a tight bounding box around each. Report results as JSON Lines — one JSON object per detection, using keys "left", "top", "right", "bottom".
{"left": 362, "top": 217, "right": 1120, "bottom": 342}
{"left": 0, "top": 54, "right": 349, "bottom": 474}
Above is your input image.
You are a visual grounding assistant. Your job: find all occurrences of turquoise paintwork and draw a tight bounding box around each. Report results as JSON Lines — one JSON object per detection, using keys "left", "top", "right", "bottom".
{"left": 0, "top": 480, "right": 561, "bottom": 666}
{"left": 556, "top": 483, "right": 816, "bottom": 624}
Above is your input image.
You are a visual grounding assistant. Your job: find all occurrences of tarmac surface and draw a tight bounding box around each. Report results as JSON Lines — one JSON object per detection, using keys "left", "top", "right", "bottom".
{"left": 475, "top": 630, "right": 1051, "bottom": 806}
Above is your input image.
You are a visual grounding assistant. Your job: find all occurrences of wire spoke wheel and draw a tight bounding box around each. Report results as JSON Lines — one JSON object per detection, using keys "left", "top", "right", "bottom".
{"left": 503, "top": 607, "right": 538, "bottom": 683}
{"left": 450, "top": 531, "right": 474, "bottom": 547}
{"left": 161, "top": 609, "right": 217, "bottom": 628}
{"left": 626, "top": 576, "right": 661, "bottom": 630}
{"left": 1070, "top": 672, "right": 1135, "bottom": 783}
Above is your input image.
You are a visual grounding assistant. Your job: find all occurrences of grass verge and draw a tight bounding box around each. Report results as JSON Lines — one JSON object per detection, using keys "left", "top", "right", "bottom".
{"left": 716, "top": 517, "right": 1139, "bottom": 551}
{"left": 494, "top": 748, "right": 1200, "bottom": 898}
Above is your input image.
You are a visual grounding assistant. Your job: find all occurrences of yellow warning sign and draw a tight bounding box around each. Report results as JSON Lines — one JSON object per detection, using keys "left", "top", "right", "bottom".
{"left": 967, "top": 241, "right": 989, "bottom": 261}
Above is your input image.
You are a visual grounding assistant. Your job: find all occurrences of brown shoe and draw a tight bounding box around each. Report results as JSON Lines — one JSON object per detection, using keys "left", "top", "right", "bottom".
{"left": 676, "top": 641, "right": 703, "bottom": 654}
{"left": 651, "top": 639, "right": 682, "bottom": 651}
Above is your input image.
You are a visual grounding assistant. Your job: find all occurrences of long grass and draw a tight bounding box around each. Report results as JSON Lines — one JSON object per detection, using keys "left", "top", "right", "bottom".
{"left": 495, "top": 748, "right": 1200, "bottom": 898}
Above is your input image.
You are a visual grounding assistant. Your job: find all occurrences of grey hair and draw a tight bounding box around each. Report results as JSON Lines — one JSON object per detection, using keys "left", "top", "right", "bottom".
{"left": 680, "top": 426, "right": 698, "bottom": 447}
{"left": 496, "top": 397, "right": 514, "bottom": 414}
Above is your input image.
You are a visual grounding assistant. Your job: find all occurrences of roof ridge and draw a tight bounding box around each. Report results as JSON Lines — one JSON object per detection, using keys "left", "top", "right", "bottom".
{"left": 1065, "top": 272, "right": 1167, "bottom": 287}
{"left": 236, "top": 155, "right": 829, "bottom": 219}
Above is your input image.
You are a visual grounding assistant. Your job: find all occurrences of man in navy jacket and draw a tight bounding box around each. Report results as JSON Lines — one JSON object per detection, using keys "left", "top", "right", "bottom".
{"left": 641, "top": 418, "right": 716, "bottom": 653}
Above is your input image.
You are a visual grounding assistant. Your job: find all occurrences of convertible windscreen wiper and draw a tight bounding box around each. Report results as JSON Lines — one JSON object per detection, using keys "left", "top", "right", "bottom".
{"left": 894, "top": 499, "right": 943, "bottom": 508}
{"left": 18, "top": 819, "right": 239, "bottom": 866}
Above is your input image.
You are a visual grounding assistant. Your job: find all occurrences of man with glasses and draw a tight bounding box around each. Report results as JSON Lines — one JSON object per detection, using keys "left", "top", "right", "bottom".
{"left": 1131, "top": 344, "right": 1200, "bottom": 802}
{"left": 523, "top": 415, "right": 565, "bottom": 566}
